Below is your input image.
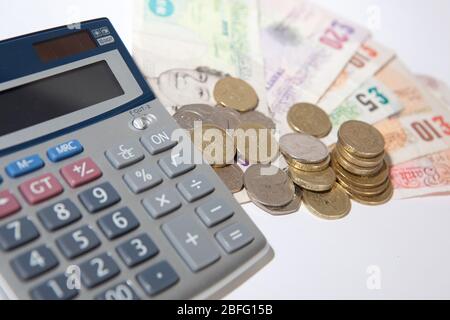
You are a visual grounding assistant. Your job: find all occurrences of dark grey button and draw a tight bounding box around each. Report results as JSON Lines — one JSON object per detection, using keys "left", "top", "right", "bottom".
{"left": 123, "top": 166, "right": 162, "bottom": 194}
{"left": 105, "top": 142, "right": 145, "bottom": 169}
{"left": 78, "top": 182, "right": 121, "bottom": 213}
{"left": 158, "top": 151, "right": 195, "bottom": 178}
{"left": 31, "top": 273, "right": 79, "bottom": 300}
{"left": 142, "top": 189, "right": 181, "bottom": 219}
{"left": 196, "top": 199, "right": 234, "bottom": 227}
{"left": 56, "top": 225, "right": 101, "bottom": 259}
{"left": 80, "top": 253, "right": 120, "bottom": 288}
{"left": 141, "top": 129, "right": 177, "bottom": 155}
{"left": 37, "top": 199, "right": 82, "bottom": 231}
{"left": 162, "top": 214, "right": 220, "bottom": 272}
{"left": 215, "top": 223, "right": 254, "bottom": 253}
{"left": 136, "top": 261, "right": 179, "bottom": 296}
{"left": 95, "top": 282, "right": 140, "bottom": 300}
{"left": 177, "top": 174, "right": 215, "bottom": 202}
{"left": 0, "top": 217, "right": 40, "bottom": 251}
{"left": 97, "top": 207, "right": 140, "bottom": 240}
{"left": 11, "top": 245, "right": 59, "bottom": 280}
{"left": 116, "top": 234, "right": 159, "bottom": 268}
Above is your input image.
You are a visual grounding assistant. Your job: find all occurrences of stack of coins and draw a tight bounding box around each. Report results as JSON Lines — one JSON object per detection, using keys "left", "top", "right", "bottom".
{"left": 243, "top": 164, "right": 301, "bottom": 215}
{"left": 331, "top": 120, "right": 393, "bottom": 205}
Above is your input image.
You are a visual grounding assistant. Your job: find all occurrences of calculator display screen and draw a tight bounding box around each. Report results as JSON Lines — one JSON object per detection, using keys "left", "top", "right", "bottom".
{"left": 0, "top": 61, "right": 124, "bottom": 137}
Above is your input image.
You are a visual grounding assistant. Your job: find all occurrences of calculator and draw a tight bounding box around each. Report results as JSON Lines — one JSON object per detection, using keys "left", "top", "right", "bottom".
{"left": 0, "top": 18, "right": 273, "bottom": 300}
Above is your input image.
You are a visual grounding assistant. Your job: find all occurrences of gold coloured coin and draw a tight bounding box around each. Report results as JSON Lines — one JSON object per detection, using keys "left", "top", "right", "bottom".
{"left": 332, "top": 149, "right": 383, "bottom": 176}
{"left": 288, "top": 166, "right": 336, "bottom": 192}
{"left": 349, "top": 181, "right": 394, "bottom": 206}
{"left": 303, "top": 184, "right": 351, "bottom": 220}
{"left": 287, "top": 103, "right": 332, "bottom": 138}
{"left": 336, "top": 175, "right": 390, "bottom": 197}
{"left": 213, "top": 77, "right": 258, "bottom": 112}
{"left": 336, "top": 143, "right": 384, "bottom": 168}
{"left": 213, "top": 164, "right": 244, "bottom": 193}
{"left": 191, "top": 124, "right": 236, "bottom": 167}
{"left": 338, "top": 120, "right": 385, "bottom": 158}
{"left": 234, "top": 122, "right": 279, "bottom": 164}
{"left": 285, "top": 154, "right": 331, "bottom": 172}
{"left": 331, "top": 158, "right": 389, "bottom": 188}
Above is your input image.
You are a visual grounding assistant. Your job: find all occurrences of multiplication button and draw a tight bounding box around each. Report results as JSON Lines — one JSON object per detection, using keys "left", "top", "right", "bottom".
{"left": 142, "top": 188, "right": 181, "bottom": 219}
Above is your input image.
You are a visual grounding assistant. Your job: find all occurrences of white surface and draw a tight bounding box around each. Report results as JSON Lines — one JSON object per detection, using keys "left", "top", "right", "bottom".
{"left": 1, "top": 0, "right": 450, "bottom": 299}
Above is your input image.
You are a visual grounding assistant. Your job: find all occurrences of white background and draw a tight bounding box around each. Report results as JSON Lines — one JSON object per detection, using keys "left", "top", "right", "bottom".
{"left": 1, "top": 0, "right": 450, "bottom": 299}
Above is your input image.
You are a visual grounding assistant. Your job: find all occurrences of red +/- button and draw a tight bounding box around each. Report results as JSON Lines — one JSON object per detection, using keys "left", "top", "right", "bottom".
{"left": 19, "top": 173, "right": 63, "bottom": 205}
{"left": 0, "top": 190, "right": 21, "bottom": 219}
{"left": 60, "top": 157, "right": 102, "bottom": 188}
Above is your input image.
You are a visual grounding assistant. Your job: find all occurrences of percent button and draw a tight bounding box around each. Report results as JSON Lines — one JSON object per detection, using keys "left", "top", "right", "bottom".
{"left": 123, "top": 167, "right": 163, "bottom": 194}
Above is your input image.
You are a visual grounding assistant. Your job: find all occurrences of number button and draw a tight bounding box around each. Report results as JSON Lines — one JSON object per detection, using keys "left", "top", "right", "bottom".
{"left": 78, "top": 182, "right": 121, "bottom": 213}
{"left": 10, "top": 245, "right": 59, "bottom": 280}
{"left": 80, "top": 253, "right": 120, "bottom": 288}
{"left": 96, "top": 282, "right": 140, "bottom": 300}
{"left": 97, "top": 207, "right": 140, "bottom": 240}
{"left": 56, "top": 225, "right": 101, "bottom": 259}
{"left": 116, "top": 234, "right": 159, "bottom": 267}
{"left": 136, "top": 261, "right": 179, "bottom": 296}
{"left": 37, "top": 199, "right": 82, "bottom": 231}
{"left": 0, "top": 217, "right": 40, "bottom": 251}
{"left": 31, "top": 273, "right": 79, "bottom": 300}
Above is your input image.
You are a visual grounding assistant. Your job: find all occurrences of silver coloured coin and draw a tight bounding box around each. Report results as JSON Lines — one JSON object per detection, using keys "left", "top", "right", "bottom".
{"left": 173, "top": 109, "right": 205, "bottom": 129}
{"left": 280, "top": 133, "right": 329, "bottom": 164}
{"left": 244, "top": 164, "right": 295, "bottom": 207}
{"left": 250, "top": 185, "right": 302, "bottom": 215}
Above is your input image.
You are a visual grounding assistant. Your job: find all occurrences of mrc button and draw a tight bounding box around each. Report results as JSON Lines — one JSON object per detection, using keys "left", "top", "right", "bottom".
{"left": 19, "top": 173, "right": 63, "bottom": 205}
{"left": 47, "top": 140, "right": 83, "bottom": 162}
{"left": 5, "top": 154, "right": 44, "bottom": 178}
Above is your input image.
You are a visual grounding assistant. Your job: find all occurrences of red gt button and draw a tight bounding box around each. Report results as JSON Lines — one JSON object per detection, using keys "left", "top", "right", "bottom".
{"left": 19, "top": 173, "right": 63, "bottom": 205}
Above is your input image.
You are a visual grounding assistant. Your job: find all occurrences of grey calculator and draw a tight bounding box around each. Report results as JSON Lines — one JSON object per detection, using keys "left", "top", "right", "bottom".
{"left": 0, "top": 18, "right": 273, "bottom": 300}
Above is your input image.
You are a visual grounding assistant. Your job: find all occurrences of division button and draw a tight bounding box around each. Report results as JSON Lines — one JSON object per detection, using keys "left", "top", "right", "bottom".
{"left": 162, "top": 214, "right": 220, "bottom": 272}
{"left": 215, "top": 223, "right": 254, "bottom": 254}
{"left": 177, "top": 174, "right": 214, "bottom": 202}
{"left": 105, "top": 142, "right": 145, "bottom": 169}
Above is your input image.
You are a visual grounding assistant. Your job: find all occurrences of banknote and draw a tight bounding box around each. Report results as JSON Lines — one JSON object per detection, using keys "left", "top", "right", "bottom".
{"left": 259, "top": 0, "right": 370, "bottom": 133}
{"left": 321, "top": 59, "right": 404, "bottom": 146}
{"left": 416, "top": 74, "right": 450, "bottom": 110}
{"left": 373, "top": 60, "right": 450, "bottom": 164}
{"left": 318, "top": 40, "right": 395, "bottom": 114}
{"left": 391, "top": 149, "right": 450, "bottom": 199}
{"left": 132, "top": 0, "right": 268, "bottom": 115}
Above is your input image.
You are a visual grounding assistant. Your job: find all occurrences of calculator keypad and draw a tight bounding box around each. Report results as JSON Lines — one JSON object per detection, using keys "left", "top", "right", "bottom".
{"left": 0, "top": 102, "right": 267, "bottom": 300}
{"left": 56, "top": 225, "right": 101, "bottom": 259}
